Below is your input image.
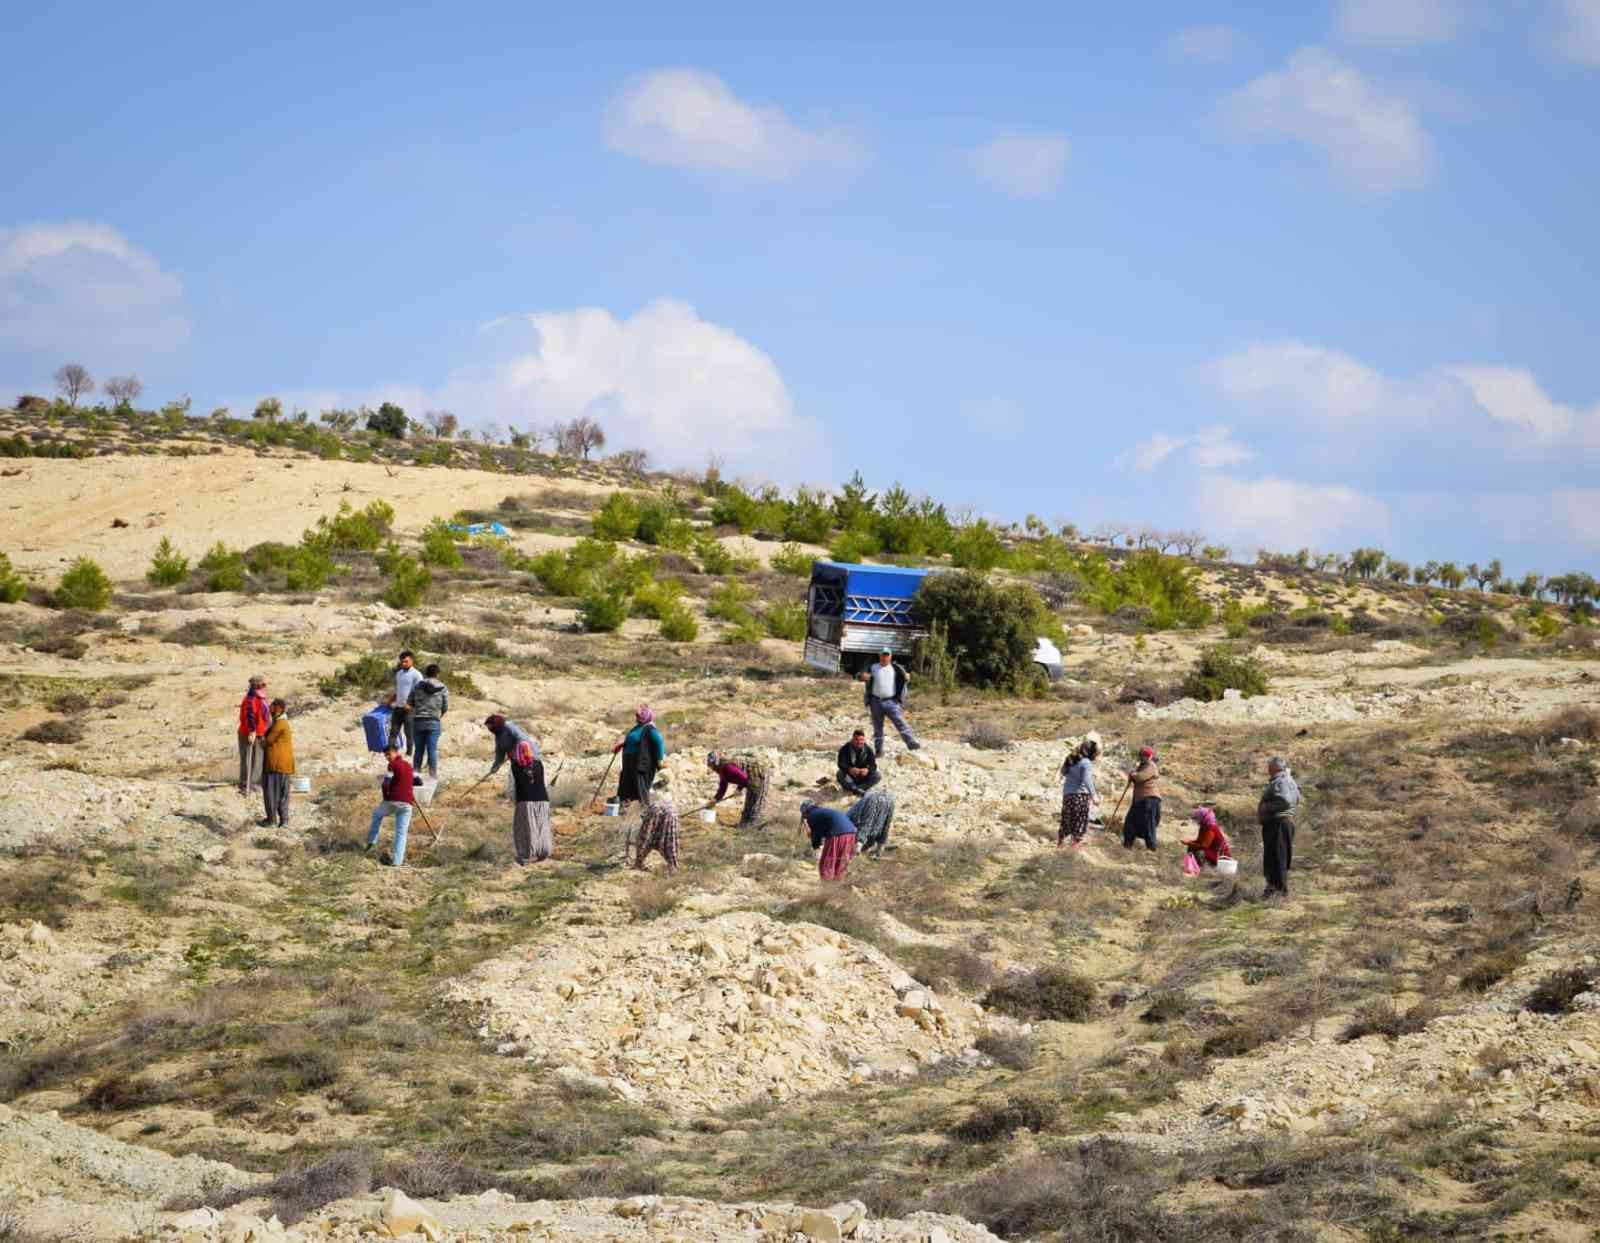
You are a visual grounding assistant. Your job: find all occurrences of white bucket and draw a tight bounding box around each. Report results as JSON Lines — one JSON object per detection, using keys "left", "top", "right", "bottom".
{"left": 697, "top": 809, "right": 717, "bottom": 825}
{"left": 413, "top": 781, "right": 435, "bottom": 807}
{"left": 602, "top": 801, "right": 620, "bottom": 818}
{"left": 1216, "top": 857, "right": 1238, "bottom": 877}
{"left": 290, "top": 776, "right": 311, "bottom": 794}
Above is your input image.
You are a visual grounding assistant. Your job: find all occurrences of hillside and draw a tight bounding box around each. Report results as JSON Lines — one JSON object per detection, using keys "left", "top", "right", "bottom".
{"left": 1, "top": 435, "right": 1598, "bottom": 1242}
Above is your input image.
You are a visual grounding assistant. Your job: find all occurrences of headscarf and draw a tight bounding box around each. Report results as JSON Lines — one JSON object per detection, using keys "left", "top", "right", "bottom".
{"left": 799, "top": 799, "right": 816, "bottom": 820}
{"left": 1140, "top": 746, "right": 1155, "bottom": 760}
{"left": 1268, "top": 755, "right": 1288, "bottom": 774}
{"left": 484, "top": 714, "right": 506, "bottom": 732}
{"left": 636, "top": 704, "right": 655, "bottom": 725}
{"left": 706, "top": 750, "right": 720, "bottom": 768}
{"left": 1192, "top": 806, "right": 1218, "bottom": 831}
{"left": 512, "top": 740, "right": 535, "bottom": 768}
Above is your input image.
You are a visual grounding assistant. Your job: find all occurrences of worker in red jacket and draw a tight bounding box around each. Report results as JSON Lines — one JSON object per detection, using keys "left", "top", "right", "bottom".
{"left": 236, "top": 674, "right": 270, "bottom": 796}
{"left": 365, "top": 741, "right": 415, "bottom": 866}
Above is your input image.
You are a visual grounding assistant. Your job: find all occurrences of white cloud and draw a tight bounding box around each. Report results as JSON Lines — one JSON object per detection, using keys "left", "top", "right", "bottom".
{"left": 0, "top": 221, "right": 188, "bottom": 360}
{"left": 1167, "top": 25, "right": 1240, "bottom": 63}
{"left": 1335, "top": 0, "right": 1470, "bottom": 45}
{"left": 1213, "top": 341, "right": 1388, "bottom": 419}
{"left": 604, "top": 68, "right": 864, "bottom": 179}
{"left": 1205, "top": 474, "right": 1391, "bottom": 549}
{"left": 1446, "top": 365, "right": 1585, "bottom": 439}
{"left": 1546, "top": 0, "right": 1600, "bottom": 64}
{"left": 1220, "top": 47, "right": 1433, "bottom": 192}
{"left": 964, "top": 131, "right": 1069, "bottom": 199}
{"left": 1126, "top": 425, "right": 1252, "bottom": 473}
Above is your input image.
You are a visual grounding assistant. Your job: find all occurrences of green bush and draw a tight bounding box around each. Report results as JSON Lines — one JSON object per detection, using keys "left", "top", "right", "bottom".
{"left": 707, "top": 581, "right": 755, "bottom": 623}
{"left": 770, "top": 542, "right": 813, "bottom": 578}
{"left": 721, "top": 616, "right": 766, "bottom": 645}
{"left": 828, "top": 529, "right": 879, "bottom": 563}
{"left": 764, "top": 601, "right": 807, "bottom": 641}
{"left": 709, "top": 487, "right": 759, "bottom": 532}
{"left": 982, "top": 967, "right": 1096, "bottom": 1022}
{"left": 592, "top": 492, "right": 642, "bottom": 541}
{"left": 146, "top": 537, "right": 189, "bottom": 587}
{"left": 366, "top": 402, "right": 408, "bottom": 439}
{"left": 304, "top": 500, "right": 394, "bottom": 553}
{"left": 420, "top": 518, "right": 464, "bottom": 569}
{"left": 631, "top": 577, "right": 685, "bottom": 619}
{"left": 658, "top": 606, "right": 699, "bottom": 642}
{"left": 580, "top": 587, "right": 628, "bottom": 633}
{"left": 781, "top": 488, "right": 834, "bottom": 544}
{"left": 1079, "top": 549, "right": 1211, "bottom": 630}
{"left": 1179, "top": 645, "right": 1270, "bottom": 702}
{"left": 378, "top": 546, "right": 431, "bottom": 608}
{"left": 950, "top": 519, "right": 1008, "bottom": 571}
{"left": 694, "top": 532, "right": 735, "bottom": 576}
{"left": 913, "top": 570, "right": 1056, "bottom": 689}
{"left": 245, "top": 542, "right": 294, "bottom": 576}
{"left": 54, "top": 557, "right": 112, "bottom": 611}
{"left": 0, "top": 552, "right": 30, "bottom": 602}
{"left": 635, "top": 499, "right": 692, "bottom": 550}
{"left": 197, "top": 541, "right": 247, "bottom": 592}
{"left": 285, "top": 545, "right": 335, "bottom": 591}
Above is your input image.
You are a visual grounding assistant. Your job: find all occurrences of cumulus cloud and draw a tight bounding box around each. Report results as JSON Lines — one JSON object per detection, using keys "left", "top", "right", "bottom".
{"left": 604, "top": 68, "right": 864, "bottom": 179}
{"left": 1445, "top": 365, "right": 1587, "bottom": 439}
{"left": 1213, "top": 340, "right": 1388, "bottom": 419}
{"left": 1546, "top": 0, "right": 1600, "bottom": 64}
{"left": 0, "top": 221, "right": 188, "bottom": 360}
{"left": 965, "top": 131, "right": 1069, "bottom": 199}
{"left": 1335, "top": 0, "right": 1470, "bottom": 45}
{"left": 963, "top": 130, "right": 1069, "bottom": 199}
{"left": 1167, "top": 25, "right": 1240, "bottom": 62}
{"left": 1220, "top": 47, "right": 1433, "bottom": 192}
{"left": 1205, "top": 474, "right": 1391, "bottom": 549}
{"left": 1126, "top": 425, "right": 1252, "bottom": 473}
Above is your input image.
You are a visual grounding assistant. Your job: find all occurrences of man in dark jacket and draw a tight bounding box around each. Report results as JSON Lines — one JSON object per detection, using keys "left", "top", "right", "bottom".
{"left": 858, "top": 648, "right": 920, "bottom": 756}
{"left": 1257, "top": 755, "right": 1301, "bottom": 898}
{"left": 409, "top": 664, "right": 449, "bottom": 780}
{"left": 836, "top": 729, "right": 880, "bottom": 794}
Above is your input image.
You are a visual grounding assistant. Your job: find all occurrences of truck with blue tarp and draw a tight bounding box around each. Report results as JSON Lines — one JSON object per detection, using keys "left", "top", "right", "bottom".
{"left": 803, "top": 560, "right": 1062, "bottom": 678}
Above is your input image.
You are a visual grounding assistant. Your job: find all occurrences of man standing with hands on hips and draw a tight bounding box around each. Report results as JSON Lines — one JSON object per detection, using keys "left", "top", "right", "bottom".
{"left": 858, "top": 647, "right": 920, "bottom": 757}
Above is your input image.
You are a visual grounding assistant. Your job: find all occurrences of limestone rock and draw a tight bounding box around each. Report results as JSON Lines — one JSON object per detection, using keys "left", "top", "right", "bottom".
{"left": 23, "top": 921, "right": 56, "bottom": 952}
{"left": 798, "top": 1207, "right": 843, "bottom": 1243}
{"left": 381, "top": 1188, "right": 442, "bottom": 1238}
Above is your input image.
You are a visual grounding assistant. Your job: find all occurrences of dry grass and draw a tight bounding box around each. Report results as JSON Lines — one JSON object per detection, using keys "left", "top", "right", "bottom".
{"left": 982, "top": 966, "right": 1096, "bottom": 1023}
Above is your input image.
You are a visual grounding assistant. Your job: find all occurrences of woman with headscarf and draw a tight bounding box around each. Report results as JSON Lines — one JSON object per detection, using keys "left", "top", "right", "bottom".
{"left": 847, "top": 787, "right": 896, "bottom": 859}
{"left": 801, "top": 799, "right": 857, "bottom": 881}
{"left": 1182, "top": 806, "right": 1231, "bottom": 870}
{"left": 614, "top": 704, "right": 666, "bottom": 811}
{"left": 706, "top": 750, "right": 771, "bottom": 827}
{"left": 509, "top": 739, "right": 552, "bottom": 865}
{"left": 1058, "top": 736, "right": 1099, "bottom": 850}
{"left": 632, "top": 773, "right": 679, "bottom": 871}
{"left": 1122, "top": 746, "right": 1161, "bottom": 851}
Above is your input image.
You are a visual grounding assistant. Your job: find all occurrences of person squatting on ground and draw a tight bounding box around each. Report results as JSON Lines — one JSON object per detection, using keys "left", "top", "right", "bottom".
{"left": 802, "top": 799, "right": 858, "bottom": 881}
{"left": 236, "top": 674, "right": 270, "bottom": 796}
{"left": 847, "top": 787, "right": 896, "bottom": 859}
{"left": 1122, "top": 746, "right": 1161, "bottom": 851}
{"left": 261, "top": 699, "right": 294, "bottom": 828}
{"left": 509, "top": 738, "right": 552, "bottom": 865}
{"left": 366, "top": 741, "right": 415, "bottom": 866}
{"left": 408, "top": 663, "right": 449, "bottom": 780}
{"left": 836, "top": 729, "right": 880, "bottom": 795}
{"left": 389, "top": 650, "right": 422, "bottom": 755}
{"left": 632, "top": 777, "right": 679, "bottom": 871}
{"left": 1182, "top": 806, "right": 1231, "bottom": 869}
{"left": 858, "top": 648, "right": 920, "bottom": 756}
{"left": 1058, "top": 737, "right": 1099, "bottom": 849}
{"left": 1257, "top": 755, "right": 1301, "bottom": 898}
{"left": 706, "top": 750, "right": 771, "bottom": 827}
{"left": 615, "top": 704, "right": 666, "bottom": 812}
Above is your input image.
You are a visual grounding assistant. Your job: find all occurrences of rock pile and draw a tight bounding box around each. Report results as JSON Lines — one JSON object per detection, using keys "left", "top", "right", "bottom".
{"left": 451, "top": 911, "right": 982, "bottom": 1113}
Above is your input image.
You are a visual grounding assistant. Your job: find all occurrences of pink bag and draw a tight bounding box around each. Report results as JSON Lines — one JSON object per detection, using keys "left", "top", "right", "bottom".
{"left": 1182, "top": 852, "right": 1202, "bottom": 876}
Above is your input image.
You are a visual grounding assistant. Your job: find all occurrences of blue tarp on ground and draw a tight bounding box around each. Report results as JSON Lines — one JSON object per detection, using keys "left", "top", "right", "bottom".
{"left": 447, "top": 521, "right": 512, "bottom": 537}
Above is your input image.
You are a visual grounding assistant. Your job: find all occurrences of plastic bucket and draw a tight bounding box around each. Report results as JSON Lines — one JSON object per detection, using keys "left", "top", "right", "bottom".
{"left": 602, "top": 801, "right": 620, "bottom": 818}
{"left": 290, "top": 776, "right": 311, "bottom": 795}
{"left": 697, "top": 809, "right": 717, "bottom": 825}
{"left": 413, "top": 781, "right": 435, "bottom": 807}
{"left": 1216, "top": 857, "right": 1238, "bottom": 877}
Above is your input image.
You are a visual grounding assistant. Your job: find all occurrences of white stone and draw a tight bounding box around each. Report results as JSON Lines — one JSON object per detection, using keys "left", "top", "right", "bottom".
{"left": 798, "top": 1208, "right": 843, "bottom": 1243}
{"left": 381, "top": 1188, "right": 441, "bottom": 1237}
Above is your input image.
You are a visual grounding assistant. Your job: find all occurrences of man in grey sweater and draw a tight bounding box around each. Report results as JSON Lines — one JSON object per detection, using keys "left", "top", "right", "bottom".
{"left": 1257, "top": 756, "right": 1301, "bottom": 898}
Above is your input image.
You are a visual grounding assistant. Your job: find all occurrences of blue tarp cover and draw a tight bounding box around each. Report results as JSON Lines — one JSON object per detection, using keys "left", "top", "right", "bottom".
{"left": 812, "top": 561, "right": 933, "bottom": 624}
{"left": 447, "top": 521, "right": 511, "bottom": 537}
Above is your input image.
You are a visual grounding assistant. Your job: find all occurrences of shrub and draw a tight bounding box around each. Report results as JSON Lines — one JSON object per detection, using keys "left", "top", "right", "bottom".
{"left": 1529, "top": 706, "right": 1600, "bottom": 744}
{"left": 367, "top": 402, "right": 408, "bottom": 439}
{"left": 963, "top": 719, "right": 1012, "bottom": 751}
{"left": 54, "top": 558, "right": 112, "bottom": 611}
{"left": 973, "top": 1030, "right": 1038, "bottom": 1071}
{"left": 721, "top": 616, "right": 766, "bottom": 646}
{"left": 196, "top": 541, "right": 247, "bottom": 592}
{"left": 580, "top": 587, "right": 628, "bottom": 633}
{"left": 0, "top": 553, "right": 26, "bottom": 603}
{"left": 420, "top": 518, "right": 464, "bottom": 569}
{"left": 770, "top": 542, "right": 812, "bottom": 577}
{"left": 146, "top": 537, "right": 189, "bottom": 587}
{"left": 763, "top": 601, "right": 807, "bottom": 641}
{"left": 593, "top": 492, "right": 642, "bottom": 541}
{"left": 949, "top": 1093, "right": 1060, "bottom": 1144}
{"left": 23, "top": 717, "right": 85, "bottom": 744}
{"left": 630, "top": 577, "right": 684, "bottom": 619}
{"left": 379, "top": 547, "right": 431, "bottom": 608}
{"left": 245, "top": 542, "right": 294, "bottom": 576}
{"left": 1524, "top": 966, "right": 1597, "bottom": 1015}
{"left": 913, "top": 570, "right": 1058, "bottom": 690}
{"left": 1139, "top": 991, "right": 1195, "bottom": 1024}
{"left": 634, "top": 498, "right": 690, "bottom": 549}
{"left": 163, "top": 619, "right": 226, "bottom": 646}
{"left": 1339, "top": 998, "right": 1437, "bottom": 1042}
{"left": 981, "top": 966, "right": 1095, "bottom": 1022}
{"left": 285, "top": 545, "right": 335, "bottom": 591}
{"left": 950, "top": 519, "right": 1008, "bottom": 571}
{"left": 318, "top": 653, "right": 393, "bottom": 698}
{"left": 695, "top": 532, "right": 736, "bottom": 576}
{"left": 828, "top": 529, "right": 879, "bottom": 563}
{"left": 709, "top": 486, "right": 759, "bottom": 532}
{"left": 304, "top": 500, "right": 394, "bottom": 553}
{"left": 1077, "top": 549, "right": 1212, "bottom": 630}
{"left": 658, "top": 606, "right": 699, "bottom": 642}
{"left": 707, "top": 580, "right": 755, "bottom": 623}
{"left": 782, "top": 488, "right": 834, "bottom": 544}
{"left": 1180, "top": 645, "right": 1270, "bottom": 702}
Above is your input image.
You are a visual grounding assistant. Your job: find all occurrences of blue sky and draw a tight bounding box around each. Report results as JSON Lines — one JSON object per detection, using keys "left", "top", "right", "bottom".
{"left": 3, "top": 1, "right": 1597, "bottom": 576}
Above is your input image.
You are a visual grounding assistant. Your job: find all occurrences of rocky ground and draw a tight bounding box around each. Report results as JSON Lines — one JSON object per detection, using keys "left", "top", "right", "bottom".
{"left": 3, "top": 448, "right": 1599, "bottom": 1241}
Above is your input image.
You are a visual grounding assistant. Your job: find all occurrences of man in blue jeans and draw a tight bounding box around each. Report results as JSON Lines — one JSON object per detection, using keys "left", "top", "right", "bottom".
{"left": 858, "top": 648, "right": 920, "bottom": 757}
{"left": 408, "top": 663, "right": 449, "bottom": 780}
{"left": 367, "top": 741, "right": 415, "bottom": 866}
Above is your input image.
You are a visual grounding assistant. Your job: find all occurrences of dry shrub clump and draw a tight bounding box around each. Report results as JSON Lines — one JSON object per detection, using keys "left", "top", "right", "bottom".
{"left": 948, "top": 1093, "right": 1059, "bottom": 1144}
{"left": 1524, "top": 966, "right": 1597, "bottom": 1015}
{"left": 1340, "top": 999, "right": 1438, "bottom": 1043}
{"left": 21, "top": 717, "right": 84, "bottom": 744}
{"left": 974, "top": 1030, "right": 1038, "bottom": 1070}
{"left": 962, "top": 719, "right": 1012, "bottom": 751}
{"left": 982, "top": 966, "right": 1096, "bottom": 1022}
{"left": 1526, "top": 706, "right": 1599, "bottom": 744}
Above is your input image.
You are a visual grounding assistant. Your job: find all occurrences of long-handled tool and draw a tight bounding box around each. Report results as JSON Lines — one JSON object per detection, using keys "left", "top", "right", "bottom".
{"left": 549, "top": 759, "right": 566, "bottom": 789}
{"left": 453, "top": 770, "right": 494, "bottom": 805}
{"left": 414, "top": 801, "right": 443, "bottom": 849}
{"left": 588, "top": 751, "right": 619, "bottom": 811}
{"left": 1104, "top": 777, "right": 1133, "bottom": 831}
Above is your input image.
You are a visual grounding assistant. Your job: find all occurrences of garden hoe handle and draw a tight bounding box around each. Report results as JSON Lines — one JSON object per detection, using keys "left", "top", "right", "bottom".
{"left": 415, "top": 801, "right": 442, "bottom": 848}
{"left": 1109, "top": 777, "right": 1132, "bottom": 826}
{"left": 549, "top": 759, "right": 566, "bottom": 789}
{"left": 589, "top": 751, "right": 619, "bottom": 809}
{"left": 455, "top": 771, "right": 492, "bottom": 805}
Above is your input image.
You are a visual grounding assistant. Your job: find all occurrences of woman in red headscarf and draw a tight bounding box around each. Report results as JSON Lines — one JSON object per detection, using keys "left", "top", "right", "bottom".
{"left": 1122, "top": 746, "right": 1161, "bottom": 851}
{"left": 509, "top": 739, "right": 552, "bottom": 865}
{"left": 1182, "top": 806, "right": 1231, "bottom": 869}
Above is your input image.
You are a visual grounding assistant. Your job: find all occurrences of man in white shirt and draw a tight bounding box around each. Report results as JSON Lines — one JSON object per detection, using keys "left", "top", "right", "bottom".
{"left": 389, "top": 649, "right": 422, "bottom": 755}
{"left": 858, "top": 647, "right": 920, "bottom": 757}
